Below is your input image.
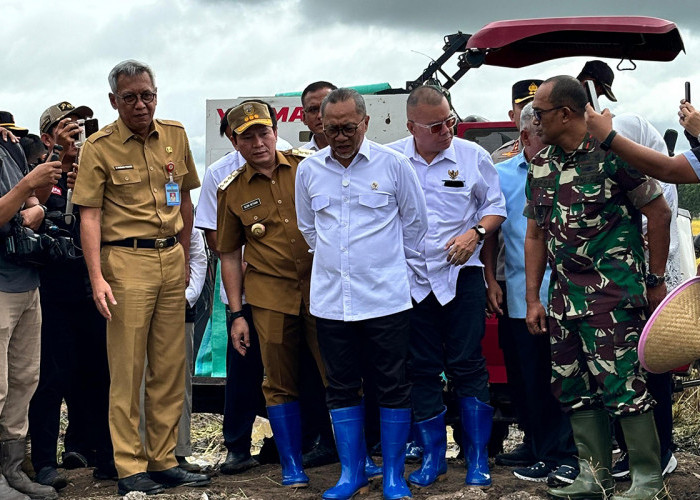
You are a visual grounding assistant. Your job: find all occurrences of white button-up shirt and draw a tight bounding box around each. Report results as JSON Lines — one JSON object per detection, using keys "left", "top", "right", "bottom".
{"left": 387, "top": 136, "right": 506, "bottom": 305}
{"left": 295, "top": 138, "right": 428, "bottom": 321}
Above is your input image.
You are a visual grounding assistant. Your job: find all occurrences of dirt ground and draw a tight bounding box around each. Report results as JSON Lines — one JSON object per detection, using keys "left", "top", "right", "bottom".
{"left": 56, "top": 450, "right": 700, "bottom": 500}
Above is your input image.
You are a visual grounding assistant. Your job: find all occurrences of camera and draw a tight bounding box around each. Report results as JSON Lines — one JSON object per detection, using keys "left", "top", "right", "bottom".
{"left": 2, "top": 212, "right": 76, "bottom": 266}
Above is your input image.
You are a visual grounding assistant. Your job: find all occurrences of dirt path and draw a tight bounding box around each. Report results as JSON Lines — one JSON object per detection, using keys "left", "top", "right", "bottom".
{"left": 57, "top": 451, "right": 700, "bottom": 499}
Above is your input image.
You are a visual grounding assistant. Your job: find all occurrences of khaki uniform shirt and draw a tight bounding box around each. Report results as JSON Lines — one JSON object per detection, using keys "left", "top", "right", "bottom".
{"left": 72, "top": 117, "right": 200, "bottom": 242}
{"left": 217, "top": 151, "right": 312, "bottom": 315}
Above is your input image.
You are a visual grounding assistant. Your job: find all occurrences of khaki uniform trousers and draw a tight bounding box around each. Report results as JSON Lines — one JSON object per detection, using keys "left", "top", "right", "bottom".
{"left": 101, "top": 244, "right": 185, "bottom": 478}
{"left": 250, "top": 301, "right": 325, "bottom": 406}
{"left": 0, "top": 288, "right": 41, "bottom": 440}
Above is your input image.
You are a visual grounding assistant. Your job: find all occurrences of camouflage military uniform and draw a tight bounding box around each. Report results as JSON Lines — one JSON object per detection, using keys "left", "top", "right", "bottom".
{"left": 524, "top": 133, "right": 662, "bottom": 416}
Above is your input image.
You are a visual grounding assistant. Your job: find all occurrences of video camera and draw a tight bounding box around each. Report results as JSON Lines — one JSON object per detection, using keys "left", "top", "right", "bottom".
{"left": 1, "top": 211, "right": 77, "bottom": 266}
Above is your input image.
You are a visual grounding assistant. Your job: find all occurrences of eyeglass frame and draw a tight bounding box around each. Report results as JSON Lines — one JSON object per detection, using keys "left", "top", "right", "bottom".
{"left": 323, "top": 118, "right": 366, "bottom": 138}
{"left": 114, "top": 91, "right": 158, "bottom": 106}
{"left": 532, "top": 106, "right": 567, "bottom": 121}
{"left": 408, "top": 113, "right": 457, "bottom": 134}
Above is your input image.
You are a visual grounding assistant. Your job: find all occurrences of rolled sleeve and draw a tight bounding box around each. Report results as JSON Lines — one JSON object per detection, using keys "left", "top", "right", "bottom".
{"left": 682, "top": 148, "right": 700, "bottom": 181}
{"left": 72, "top": 140, "right": 106, "bottom": 207}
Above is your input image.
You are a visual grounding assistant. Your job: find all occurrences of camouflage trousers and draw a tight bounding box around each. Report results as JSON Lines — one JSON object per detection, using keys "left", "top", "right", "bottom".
{"left": 549, "top": 307, "right": 655, "bottom": 416}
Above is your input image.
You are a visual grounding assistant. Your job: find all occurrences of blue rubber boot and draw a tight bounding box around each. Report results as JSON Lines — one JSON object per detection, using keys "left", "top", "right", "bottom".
{"left": 459, "top": 397, "right": 493, "bottom": 486}
{"left": 408, "top": 408, "right": 447, "bottom": 487}
{"left": 365, "top": 455, "right": 382, "bottom": 480}
{"left": 323, "top": 406, "right": 370, "bottom": 500}
{"left": 380, "top": 407, "right": 413, "bottom": 499}
{"left": 267, "top": 402, "right": 309, "bottom": 487}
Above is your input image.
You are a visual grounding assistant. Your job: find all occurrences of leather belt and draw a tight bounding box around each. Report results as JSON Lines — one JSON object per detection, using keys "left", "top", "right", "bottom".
{"left": 104, "top": 237, "right": 177, "bottom": 249}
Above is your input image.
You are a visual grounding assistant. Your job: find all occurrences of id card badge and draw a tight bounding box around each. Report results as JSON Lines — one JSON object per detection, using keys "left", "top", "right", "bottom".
{"left": 165, "top": 182, "right": 180, "bottom": 206}
{"left": 164, "top": 162, "right": 180, "bottom": 206}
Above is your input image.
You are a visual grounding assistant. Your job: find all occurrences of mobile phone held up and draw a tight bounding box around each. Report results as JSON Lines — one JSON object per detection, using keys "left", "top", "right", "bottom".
{"left": 584, "top": 80, "right": 601, "bottom": 113}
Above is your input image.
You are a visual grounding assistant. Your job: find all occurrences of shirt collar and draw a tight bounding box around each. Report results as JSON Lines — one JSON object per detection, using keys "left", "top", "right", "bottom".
{"left": 116, "top": 116, "right": 159, "bottom": 144}
{"left": 550, "top": 132, "right": 597, "bottom": 161}
{"left": 515, "top": 150, "right": 529, "bottom": 170}
{"left": 242, "top": 150, "right": 290, "bottom": 183}
{"left": 405, "top": 136, "right": 457, "bottom": 165}
{"left": 324, "top": 137, "right": 371, "bottom": 167}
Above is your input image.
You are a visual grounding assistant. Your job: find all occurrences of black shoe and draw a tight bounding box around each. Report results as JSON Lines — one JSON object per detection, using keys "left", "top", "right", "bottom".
{"left": 302, "top": 442, "right": 339, "bottom": 468}
{"left": 61, "top": 451, "right": 88, "bottom": 469}
{"left": 148, "top": 466, "right": 210, "bottom": 488}
{"left": 93, "top": 461, "right": 118, "bottom": 481}
{"left": 547, "top": 464, "right": 579, "bottom": 486}
{"left": 612, "top": 452, "right": 630, "bottom": 481}
{"left": 176, "top": 456, "right": 201, "bottom": 473}
{"left": 35, "top": 466, "right": 68, "bottom": 491}
{"left": 495, "top": 442, "right": 535, "bottom": 466}
{"left": 117, "top": 472, "right": 165, "bottom": 496}
{"left": 220, "top": 451, "right": 259, "bottom": 475}
{"left": 513, "top": 461, "right": 552, "bottom": 482}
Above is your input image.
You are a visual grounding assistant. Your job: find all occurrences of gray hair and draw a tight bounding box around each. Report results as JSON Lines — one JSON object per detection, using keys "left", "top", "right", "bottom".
{"left": 407, "top": 85, "right": 446, "bottom": 109}
{"left": 321, "top": 88, "right": 366, "bottom": 117}
{"left": 108, "top": 60, "right": 156, "bottom": 93}
{"left": 519, "top": 102, "right": 536, "bottom": 133}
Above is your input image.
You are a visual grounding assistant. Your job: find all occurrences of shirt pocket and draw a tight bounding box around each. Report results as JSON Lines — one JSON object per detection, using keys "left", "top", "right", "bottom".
{"left": 164, "top": 160, "right": 189, "bottom": 182}
{"left": 356, "top": 192, "right": 393, "bottom": 228}
{"left": 565, "top": 179, "right": 607, "bottom": 229}
{"left": 532, "top": 188, "right": 555, "bottom": 230}
{"left": 239, "top": 206, "right": 270, "bottom": 227}
{"left": 109, "top": 168, "right": 144, "bottom": 204}
{"left": 311, "top": 195, "right": 333, "bottom": 230}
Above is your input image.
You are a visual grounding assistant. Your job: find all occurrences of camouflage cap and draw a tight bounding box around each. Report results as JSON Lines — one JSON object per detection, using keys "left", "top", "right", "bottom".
{"left": 39, "top": 101, "right": 93, "bottom": 134}
{"left": 227, "top": 102, "right": 273, "bottom": 135}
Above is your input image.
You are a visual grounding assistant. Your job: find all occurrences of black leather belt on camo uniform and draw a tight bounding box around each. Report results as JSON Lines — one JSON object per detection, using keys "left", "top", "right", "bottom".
{"left": 103, "top": 236, "right": 177, "bottom": 249}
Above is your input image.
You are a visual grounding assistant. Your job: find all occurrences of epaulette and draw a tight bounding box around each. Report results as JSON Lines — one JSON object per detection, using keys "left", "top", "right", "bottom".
{"left": 284, "top": 148, "right": 314, "bottom": 158}
{"left": 218, "top": 166, "right": 246, "bottom": 190}
{"left": 86, "top": 125, "right": 114, "bottom": 144}
{"left": 156, "top": 118, "right": 185, "bottom": 129}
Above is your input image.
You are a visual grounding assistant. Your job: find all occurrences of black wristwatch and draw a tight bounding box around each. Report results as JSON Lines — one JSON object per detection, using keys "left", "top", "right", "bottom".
{"left": 471, "top": 224, "right": 486, "bottom": 242}
{"left": 600, "top": 130, "right": 618, "bottom": 151}
{"left": 645, "top": 273, "right": 666, "bottom": 288}
{"left": 229, "top": 309, "right": 245, "bottom": 320}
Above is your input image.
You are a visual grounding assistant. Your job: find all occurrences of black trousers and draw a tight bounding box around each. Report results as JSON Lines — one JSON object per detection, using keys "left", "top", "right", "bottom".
{"left": 316, "top": 310, "right": 411, "bottom": 410}
{"left": 498, "top": 306, "right": 577, "bottom": 468}
{"left": 28, "top": 297, "right": 112, "bottom": 470}
{"left": 409, "top": 267, "right": 489, "bottom": 422}
{"left": 223, "top": 304, "right": 265, "bottom": 454}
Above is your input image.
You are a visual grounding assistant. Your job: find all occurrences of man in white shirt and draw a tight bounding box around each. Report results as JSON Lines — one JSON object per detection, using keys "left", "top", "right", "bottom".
{"left": 388, "top": 85, "right": 506, "bottom": 489}
{"left": 301, "top": 81, "right": 337, "bottom": 151}
{"left": 296, "top": 88, "right": 428, "bottom": 500}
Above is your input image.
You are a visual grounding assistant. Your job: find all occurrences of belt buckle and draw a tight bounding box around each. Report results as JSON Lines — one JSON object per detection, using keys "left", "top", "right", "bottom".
{"left": 155, "top": 238, "right": 168, "bottom": 249}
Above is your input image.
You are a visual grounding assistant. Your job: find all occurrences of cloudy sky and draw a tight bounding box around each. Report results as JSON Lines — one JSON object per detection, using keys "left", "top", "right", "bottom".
{"left": 4, "top": 0, "right": 700, "bottom": 202}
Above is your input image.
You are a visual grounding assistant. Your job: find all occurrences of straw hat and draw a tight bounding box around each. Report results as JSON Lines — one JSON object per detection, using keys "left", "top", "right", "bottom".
{"left": 638, "top": 276, "right": 700, "bottom": 374}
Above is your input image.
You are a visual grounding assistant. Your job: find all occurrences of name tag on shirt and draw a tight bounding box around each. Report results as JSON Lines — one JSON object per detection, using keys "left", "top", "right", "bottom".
{"left": 114, "top": 165, "right": 134, "bottom": 170}
{"left": 443, "top": 180, "right": 465, "bottom": 187}
{"left": 242, "top": 198, "right": 262, "bottom": 211}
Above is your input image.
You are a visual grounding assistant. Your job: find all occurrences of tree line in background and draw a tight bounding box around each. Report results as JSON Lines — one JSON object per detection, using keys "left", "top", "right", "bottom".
{"left": 678, "top": 184, "right": 700, "bottom": 217}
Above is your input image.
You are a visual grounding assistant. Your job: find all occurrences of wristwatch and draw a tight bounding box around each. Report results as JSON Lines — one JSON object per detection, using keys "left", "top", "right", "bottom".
{"left": 471, "top": 224, "right": 486, "bottom": 242}
{"left": 645, "top": 273, "right": 666, "bottom": 288}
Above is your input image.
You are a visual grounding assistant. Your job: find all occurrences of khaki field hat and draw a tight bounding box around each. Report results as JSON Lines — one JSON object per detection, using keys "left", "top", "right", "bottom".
{"left": 227, "top": 102, "right": 272, "bottom": 135}
{"left": 638, "top": 276, "right": 700, "bottom": 373}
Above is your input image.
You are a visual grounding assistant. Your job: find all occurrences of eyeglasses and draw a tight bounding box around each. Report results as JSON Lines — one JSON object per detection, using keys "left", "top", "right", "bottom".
{"left": 532, "top": 106, "right": 565, "bottom": 121}
{"left": 408, "top": 114, "right": 457, "bottom": 134}
{"left": 115, "top": 91, "right": 157, "bottom": 105}
{"left": 323, "top": 118, "right": 365, "bottom": 138}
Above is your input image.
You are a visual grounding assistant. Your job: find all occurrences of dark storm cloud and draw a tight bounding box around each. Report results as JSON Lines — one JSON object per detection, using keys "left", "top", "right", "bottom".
{"left": 300, "top": 0, "right": 700, "bottom": 35}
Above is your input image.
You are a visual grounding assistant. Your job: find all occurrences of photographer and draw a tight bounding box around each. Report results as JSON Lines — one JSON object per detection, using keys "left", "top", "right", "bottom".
{"left": 28, "top": 102, "right": 116, "bottom": 490}
{"left": 1, "top": 112, "right": 62, "bottom": 500}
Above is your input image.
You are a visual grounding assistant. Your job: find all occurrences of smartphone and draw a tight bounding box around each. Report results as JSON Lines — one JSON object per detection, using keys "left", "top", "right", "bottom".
{"left": 685, "top": 81, "right": 691, "bottom": 103}
{"left": 584, "top": 80, "right": 601, "bottom": 112}
{"left": 84, "top": 118, "right": 99, "bottom": 137}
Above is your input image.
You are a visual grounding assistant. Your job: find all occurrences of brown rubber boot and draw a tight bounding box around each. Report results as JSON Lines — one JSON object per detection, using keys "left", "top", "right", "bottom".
{"left": 0, "top": 440, "right": 58, "bottom": 500}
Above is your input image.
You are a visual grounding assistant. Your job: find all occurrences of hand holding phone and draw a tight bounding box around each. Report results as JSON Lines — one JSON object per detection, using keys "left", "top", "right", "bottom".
{"left": 584, "top": 80, "right": 601, "bottom": 113}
